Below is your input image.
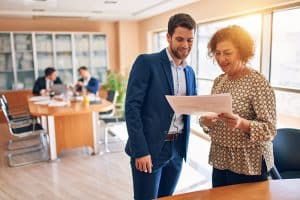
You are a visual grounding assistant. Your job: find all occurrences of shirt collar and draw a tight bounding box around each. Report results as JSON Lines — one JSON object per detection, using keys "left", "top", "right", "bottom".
{"left": 165, "top": 48, "right": 187, "bottom": 69}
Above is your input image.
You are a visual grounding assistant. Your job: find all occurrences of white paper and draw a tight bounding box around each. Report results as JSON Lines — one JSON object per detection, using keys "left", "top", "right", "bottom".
{"left": 48, "top": 101, "right": 68, "bottom": 107}
{"left": 165, "top": 94, "right": 232, "bottom": 115}
{"left": 34, "top": 100, "right": 53, "bottom": 105}
{"left": 29, "top": 96, "right": 50, "bottom": 101}
{"left": 33, "top": 99, "right": 67, "bottom": 107}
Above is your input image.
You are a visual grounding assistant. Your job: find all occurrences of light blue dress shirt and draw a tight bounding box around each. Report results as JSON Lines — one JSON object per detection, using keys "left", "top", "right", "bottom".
{"left": 165, "top": 48, "right": 187, "bottom": 134}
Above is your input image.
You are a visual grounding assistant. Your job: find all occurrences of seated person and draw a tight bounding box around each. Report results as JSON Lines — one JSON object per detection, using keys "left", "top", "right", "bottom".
{"left": 32, "top": 67, "right": 63, "bottom": 95}
{"left": 75, "top": 66, "right": 100, "bottom": 94}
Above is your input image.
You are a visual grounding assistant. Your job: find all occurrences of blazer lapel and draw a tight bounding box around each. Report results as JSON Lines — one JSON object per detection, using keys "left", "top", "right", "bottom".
{"left": 161, "top": 49, "right": 174, "bottom": 95}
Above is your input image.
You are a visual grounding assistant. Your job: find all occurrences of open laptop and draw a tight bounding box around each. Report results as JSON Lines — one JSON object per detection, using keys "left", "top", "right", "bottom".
{"left": 50, "top": 84, "right": 67, "bottom": 95}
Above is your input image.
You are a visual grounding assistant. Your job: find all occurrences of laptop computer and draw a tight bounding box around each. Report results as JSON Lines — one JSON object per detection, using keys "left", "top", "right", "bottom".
{"left": 50, "top": 84, "right": 67, "bottom": 95}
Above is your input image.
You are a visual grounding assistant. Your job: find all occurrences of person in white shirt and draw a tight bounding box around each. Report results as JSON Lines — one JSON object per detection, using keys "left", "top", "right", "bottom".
{"left": 32, "top": 67, "right": 62, "bottom": 95}
{"left": 75, "top": 66, "right": 100, "bottom": 94}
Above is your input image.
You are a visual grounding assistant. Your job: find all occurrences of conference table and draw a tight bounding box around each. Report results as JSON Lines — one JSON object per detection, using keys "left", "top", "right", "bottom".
{"left": 28, "top": 97, "right": 113, "bottom": 160}
{"left": 158, "top": 179, "right": 300, "bottom": 200}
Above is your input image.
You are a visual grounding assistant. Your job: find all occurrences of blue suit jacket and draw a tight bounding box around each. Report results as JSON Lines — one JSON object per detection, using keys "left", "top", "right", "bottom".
{"left": 76, "top": 77, "right": 100, "bottom": 94}
{"left": 125, "top": 49, "right": 197, "bottom": 160}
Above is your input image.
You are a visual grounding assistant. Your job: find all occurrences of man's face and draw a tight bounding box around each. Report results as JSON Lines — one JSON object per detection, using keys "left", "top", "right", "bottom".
{"left": 167, "top": 26, "right": 194, "bottom": 60}
{"left": 79, "top": 69, "right": 89, "bottom": 79}
{"left": 48, "top": 71, "right": 57, "bottom": 81}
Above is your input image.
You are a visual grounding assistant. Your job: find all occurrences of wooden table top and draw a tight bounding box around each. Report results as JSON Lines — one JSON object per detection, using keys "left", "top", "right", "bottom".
{"left": 28, "top": 98, "right": 114, "bottom": 116}
{"left": 158, "top": 179, "right": 300, "bottom": 200}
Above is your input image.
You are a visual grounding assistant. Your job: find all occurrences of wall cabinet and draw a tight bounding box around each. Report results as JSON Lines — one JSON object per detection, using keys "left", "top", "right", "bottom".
{"left": 0, "top": 32, "right": 108, "bottom": 90}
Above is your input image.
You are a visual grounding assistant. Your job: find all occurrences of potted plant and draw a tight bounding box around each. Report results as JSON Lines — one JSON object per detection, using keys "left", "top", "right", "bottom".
{"left": 102, "top": 71, "right": 127, "bottom": 114}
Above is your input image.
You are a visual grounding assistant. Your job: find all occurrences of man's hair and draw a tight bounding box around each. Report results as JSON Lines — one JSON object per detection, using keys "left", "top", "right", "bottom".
{"left": 44, "top": 67, "right": 56, "bottom": 76}
{"left": 78, "top": 66, "right": 88, "bottom": 72}
{"left": 168, "top": 13, "right": 196, "bottom": 36}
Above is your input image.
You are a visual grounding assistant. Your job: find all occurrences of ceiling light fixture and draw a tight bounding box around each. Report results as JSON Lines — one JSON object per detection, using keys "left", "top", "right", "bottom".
{"left": 32, "top": 9, "right": 45, "bottom": 12}
{"left": 92, "top": 10, "right": 103, "bottom": 14}
{"left": 104, "top": 0, "right": 118, "bottom": 4}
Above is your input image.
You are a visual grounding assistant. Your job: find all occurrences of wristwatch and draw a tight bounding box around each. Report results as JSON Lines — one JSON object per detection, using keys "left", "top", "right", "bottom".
{"left": 199, "top": 117, "right": 210, "bottom": 134}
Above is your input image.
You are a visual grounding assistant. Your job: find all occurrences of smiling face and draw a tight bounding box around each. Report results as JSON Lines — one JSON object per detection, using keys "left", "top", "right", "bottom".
{"left": 167, "top": 26, "right": 194, "bottom": 65}
{"left": 215, "top": 40, "right": 244, "bottom": 76}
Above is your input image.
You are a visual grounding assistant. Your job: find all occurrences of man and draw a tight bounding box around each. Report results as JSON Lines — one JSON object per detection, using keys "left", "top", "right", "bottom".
{"left": 125, "top": 13, "right": 197, "bottom": 200}
{"left": 32, "top": 67, "right": 62, "bottom": 95}
{"left": 75, "top": 66, "right": 100, "bottom": 94}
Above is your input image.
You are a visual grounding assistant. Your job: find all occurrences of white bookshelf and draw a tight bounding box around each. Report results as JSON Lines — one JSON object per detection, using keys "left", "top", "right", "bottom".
{"left": 0, "top": 32, "right": 108, "bottom": 90}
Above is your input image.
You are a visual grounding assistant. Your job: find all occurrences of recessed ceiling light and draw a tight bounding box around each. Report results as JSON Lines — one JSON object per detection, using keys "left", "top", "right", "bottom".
{"left": 92, "top": 10, "right": 103, "bottom": 14}
{"left": 32, "top": 0, "right": 48, "bottom": 2}
{"left": 104, "top": 0, "right": 118, "bottom": 4}
{"left": 32, "top": 9, "right": 45, "bottom": 12}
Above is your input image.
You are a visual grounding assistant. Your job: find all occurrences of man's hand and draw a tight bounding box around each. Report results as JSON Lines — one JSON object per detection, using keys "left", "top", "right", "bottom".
{"left": 135, "top": 155, "right": 153, "bottom": 173}
{"left": 76, "top": 81, "right": 84, "bottom": 87}
{"left": 40, "top": 89, "right": 47, "bottom": 96}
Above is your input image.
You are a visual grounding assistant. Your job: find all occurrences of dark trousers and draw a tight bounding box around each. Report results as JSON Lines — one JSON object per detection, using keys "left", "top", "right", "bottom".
{"left": 130, "top": 140, "right": 183, "bottom": 200}
{"left": 212, "top": 159, "right": 269, "bottom": 187}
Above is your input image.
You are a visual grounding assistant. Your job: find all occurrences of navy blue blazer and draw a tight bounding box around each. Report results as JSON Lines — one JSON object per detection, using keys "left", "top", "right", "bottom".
{"left": 32, "top": 76, "right": 62, "bottom": 95}
{"left": 76, "top": 77, "right": 100, "bottom": 94}
{"left": 125, "top": 49, "right": 197, "bottom": 160}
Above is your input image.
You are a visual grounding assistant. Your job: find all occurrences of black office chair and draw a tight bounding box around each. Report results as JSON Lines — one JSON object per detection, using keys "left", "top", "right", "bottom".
{"left": 1, "top": 98, "right": 49, "bottom": 167}
{"left": 270, "top": 128, "right": 300, "bottom": 179}
{"left": 99, "top": 90, "right": 118, "bottom": 117}
{"left": 1, "top": 94, "right": 34, "bottom": 123}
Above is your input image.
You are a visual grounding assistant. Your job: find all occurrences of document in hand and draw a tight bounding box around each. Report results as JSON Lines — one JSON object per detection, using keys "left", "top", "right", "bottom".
{"left": 165, "top": 94, "right": 232, "bottom": 115}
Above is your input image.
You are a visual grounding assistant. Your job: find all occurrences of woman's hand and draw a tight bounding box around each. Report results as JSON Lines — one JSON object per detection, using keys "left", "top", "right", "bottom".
{"left": 218, "top": 113, "right": 250, "bottom": 132}
{"left": 200, "top": 113, "right": 218, "bottom": 128}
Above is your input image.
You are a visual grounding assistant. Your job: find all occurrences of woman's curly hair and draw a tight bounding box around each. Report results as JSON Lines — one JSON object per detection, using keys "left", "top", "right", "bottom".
{"left": 207, "top": 25, "right": 255, "bottom": 64}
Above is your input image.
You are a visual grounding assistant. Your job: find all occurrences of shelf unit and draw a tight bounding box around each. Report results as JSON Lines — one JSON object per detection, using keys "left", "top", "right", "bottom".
{"left": 0, "top": 33, "right": 13, "bottom": 90}
{"left": 0, "top": 32, "right": 108, "bottom": 90}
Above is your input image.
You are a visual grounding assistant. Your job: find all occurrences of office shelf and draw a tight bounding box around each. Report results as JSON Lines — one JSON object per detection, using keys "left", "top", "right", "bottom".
{"left": 0, "top": 32, "right": 108, "bottom": 90}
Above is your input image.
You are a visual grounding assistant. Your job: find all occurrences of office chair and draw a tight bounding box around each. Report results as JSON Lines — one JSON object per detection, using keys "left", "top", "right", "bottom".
{"left": 270, "top": 128, "right": 300, "bottom": 179}
{"left": 1, "top": 98, "right": 49, "bottom": 167}
{"left": 1, "top": 94, "right": 34, "bottom": 123}
{"left": 99, "top": 90, "right": 126, "bottom": 153}
{"left": 99, "top": 90, "right": 119, "bottom": 117}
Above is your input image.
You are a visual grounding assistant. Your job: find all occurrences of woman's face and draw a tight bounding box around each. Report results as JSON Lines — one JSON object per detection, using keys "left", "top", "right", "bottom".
{"left": 214, "top": 40, "right": 243, "bottom": 75}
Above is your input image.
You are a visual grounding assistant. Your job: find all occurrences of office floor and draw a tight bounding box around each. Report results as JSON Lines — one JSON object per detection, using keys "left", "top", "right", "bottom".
{"left": 0, "top": 123, "right": 212, "bottom": 199}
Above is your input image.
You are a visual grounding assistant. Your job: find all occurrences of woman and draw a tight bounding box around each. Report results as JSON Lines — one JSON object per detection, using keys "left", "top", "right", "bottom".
{"left": 199, "top": 25, "right": 276, "bottom": 187}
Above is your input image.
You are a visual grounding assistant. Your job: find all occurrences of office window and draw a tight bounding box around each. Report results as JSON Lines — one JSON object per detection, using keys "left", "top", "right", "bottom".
{"left": 152, "top": 31, "right": 167, "bottom": 52}
{"left": 271, "top": 8, "right": 300, "bottom": 89}
{"left": 197, "top": 14, "right": 262, "bottom": 95}
{"left": 271, "top": 8, "right": 300, "bottom": 127}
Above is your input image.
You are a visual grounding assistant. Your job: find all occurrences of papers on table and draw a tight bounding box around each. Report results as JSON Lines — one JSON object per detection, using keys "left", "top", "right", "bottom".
{"left": 71, "top": 94, "right": 100, "bottom": 102}
{"left": 48, "top": 101, "right": 68, "bottom": 107}
{"left": 30, "top": 95, "right": 68, "bottom": 107}
{"left": 29, "top": 96, "right": 50, "bottom": 102}
{"left": 33, "top": 99, "right": 68, "bottom": 107}
{"left": 34, "top": 100, "right": 52, "bottom": 105}
{"left": 165, "top": 94, "right": 232, "bottom": 115}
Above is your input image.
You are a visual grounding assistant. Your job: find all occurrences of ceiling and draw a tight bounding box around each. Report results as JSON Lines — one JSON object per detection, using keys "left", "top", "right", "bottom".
{"left": 0, "top": 0, "right": 200, "bottom": 21}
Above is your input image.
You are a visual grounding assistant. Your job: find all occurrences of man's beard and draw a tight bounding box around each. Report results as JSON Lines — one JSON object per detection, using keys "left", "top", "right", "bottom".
{"left": 170, "top": 46, "right": 190, "bottom": 60}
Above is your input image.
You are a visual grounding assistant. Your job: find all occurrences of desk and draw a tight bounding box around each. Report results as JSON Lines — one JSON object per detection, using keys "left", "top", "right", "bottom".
{"left": 28, "top": 99, "right": 113, "bottom": 160}
{"left": 158, "top": 179, "right": 300, "bottom": 200}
